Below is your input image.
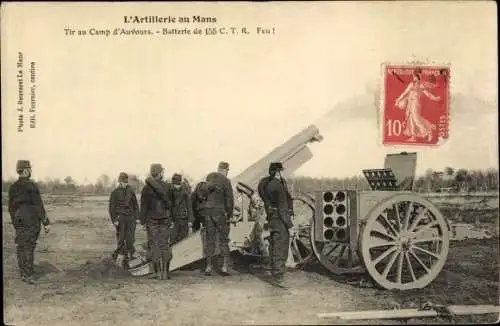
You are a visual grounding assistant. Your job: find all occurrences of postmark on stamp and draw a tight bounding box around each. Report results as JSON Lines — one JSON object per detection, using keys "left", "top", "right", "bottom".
{"left": 381, "top": 63, "right": 450, "bottom": 146}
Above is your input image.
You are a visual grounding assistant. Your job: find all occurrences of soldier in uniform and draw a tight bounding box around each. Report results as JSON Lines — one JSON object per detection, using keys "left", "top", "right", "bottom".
{"left": 109, "top": 172, "right": 140, "bottom": 267}
{"left": 140, "top": 164, "right": 175, "bottom": 280}
{"left": 171, "top": 173, "right": 194, "bottom": 245}
{"left": 198, "top": 161, "right": 234, "bottom": 276}
{"left": 257, "top": 162, "right": 294, "bottom": 284}
{"left": 190, "top": 187, "right": 203, "bottom": 233}
{"left": 8, "top": 160, "right": 50, "bottom": 284}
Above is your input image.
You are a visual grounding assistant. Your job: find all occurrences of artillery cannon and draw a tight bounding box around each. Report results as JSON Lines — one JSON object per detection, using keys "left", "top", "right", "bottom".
{"left": 129, "top": 125, "right": 322, "bottom": 276}
{"left": 130, "top": 125, "right": 451, "bottom": 291}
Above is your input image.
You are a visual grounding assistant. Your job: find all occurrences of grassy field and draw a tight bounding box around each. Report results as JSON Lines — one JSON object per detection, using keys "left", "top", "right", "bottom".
{"left": 2, "top": 194, "right": 499, "bottom": 325}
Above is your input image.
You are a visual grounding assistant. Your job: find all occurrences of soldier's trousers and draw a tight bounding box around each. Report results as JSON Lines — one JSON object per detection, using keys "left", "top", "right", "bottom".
{"left": 13, "top": 215, "right": 41, "bottom": 278}
{"left": 269, "top": 219, "right": 290, "bottom": 277}
{"left": 200, "top": 226, "right": 219, "bottom": 258}
{"left": 172, "top": 219, "right": 189, "bottom": 245}
{"left": 204, "top": 215, "right": 230, "bottom": 259}
{"left": 147, "top": 219, "right": 172, "bottom": 267}
{"left": 115, "top": 215, "right": 136, "bottom": 256}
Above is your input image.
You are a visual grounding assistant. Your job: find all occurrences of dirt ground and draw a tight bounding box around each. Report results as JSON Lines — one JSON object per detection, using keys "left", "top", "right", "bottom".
{"left": 3, "top": 196, "right": 500, "bottom": 325}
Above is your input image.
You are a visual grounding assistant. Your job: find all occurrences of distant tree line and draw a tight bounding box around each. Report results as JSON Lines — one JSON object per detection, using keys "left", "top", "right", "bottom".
{"left": 1, "top": 174, "right": 146, "bottom": 195}
{"left": 1, "top": 167, "right": 498, "bottom": 195}
{"left": 290, "top": 167, "right": 499, "bottom": 194}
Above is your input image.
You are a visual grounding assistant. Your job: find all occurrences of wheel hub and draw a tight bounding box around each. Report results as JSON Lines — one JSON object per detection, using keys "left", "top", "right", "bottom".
{"left": 397, "top": 232, "right": 412, "bottom": 251}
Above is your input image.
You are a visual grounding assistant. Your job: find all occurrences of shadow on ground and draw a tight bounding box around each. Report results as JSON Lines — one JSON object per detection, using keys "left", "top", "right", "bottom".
{"left": 32, "top": 261, "right": 61, "bottom": 280}
{"left": 64, "top": 258, "right": 133, "bottom": 280}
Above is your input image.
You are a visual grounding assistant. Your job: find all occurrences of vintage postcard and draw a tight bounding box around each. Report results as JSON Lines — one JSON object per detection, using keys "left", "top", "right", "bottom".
{"left": 2, "top": 2, "right": 499, "bottom": 325}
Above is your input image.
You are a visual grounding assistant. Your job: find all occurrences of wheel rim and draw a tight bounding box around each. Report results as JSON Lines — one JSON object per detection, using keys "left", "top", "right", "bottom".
{"left": 287, "top": 196, "right": 315, "bottom": 268}
{"left": 304, "top": 193, "right": 365, "bottom": 275}
{"left": 310, "top": 219, "right": 365, "bottom": 274}
{"left": 360, "top": 194, "right": 449, "bottom": 290}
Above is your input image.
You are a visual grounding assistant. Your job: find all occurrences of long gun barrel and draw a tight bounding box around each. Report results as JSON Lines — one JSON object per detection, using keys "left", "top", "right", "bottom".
{"left": 232, "top": 124, "right": 323, "bottom": 190}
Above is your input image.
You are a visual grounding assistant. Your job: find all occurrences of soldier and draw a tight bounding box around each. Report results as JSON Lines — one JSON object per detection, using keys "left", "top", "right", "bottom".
{"left": 171, "top": 173, "right": 194, "bottom": 245}
{"left": 190, "top": 187, "right": 204, "bottom": 233}
{"left": 109, "top": 172, "right": 140, "bottom": 267}
{"left": 198, "top": 161, "right": 234, "bottom": 276}
{"left": 140, "top": 164, "right": 174, "bottom": 280}
{"left": 8, "top": 160, "right": 50, "bottom": 284}
{"left": 257, "top": 162, "right": 294, "bottom": 284}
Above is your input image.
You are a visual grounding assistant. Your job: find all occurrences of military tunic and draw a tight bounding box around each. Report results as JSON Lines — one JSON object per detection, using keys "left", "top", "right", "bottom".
{"left": 140, "top": 178, "right": 174, "bottom": 273}
{"left": 8, "top": 177, "right": 49, "bottom": 278}
{"left": 171, "top": 185, "right": 194, "bottom": 245}
{"left": 109, "top": 184, "right": 139, "bottom": 257}
{"left": 257, "top": 176, "right": 294, "bottom": 278}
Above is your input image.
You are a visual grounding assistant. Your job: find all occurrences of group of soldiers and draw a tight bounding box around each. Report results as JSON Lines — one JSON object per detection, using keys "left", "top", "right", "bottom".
{"left": 8, "top": 159, "right": 295, "bottom": 285}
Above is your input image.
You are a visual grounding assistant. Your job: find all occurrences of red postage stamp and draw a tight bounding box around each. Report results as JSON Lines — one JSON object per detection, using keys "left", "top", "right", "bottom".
{"left": 382, "top": 64, "right": 450, "bottom": 146}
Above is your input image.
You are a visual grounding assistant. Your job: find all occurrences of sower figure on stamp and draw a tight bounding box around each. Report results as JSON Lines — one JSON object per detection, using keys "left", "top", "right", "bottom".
{"left": 395, "top": 68, "right": 441, "bottom": 142}
{"left": 171, "top": 173, "right": 194, "bottom": 245}
{"left": 109, "top": 172, "right": 140, "bottom": 268}
{"left": 257, "top": 162, "right": 294, "bottom": 284}
{"left": 198, "top": 161, "right": 234, "bottom": 276}
{"left": 140, "top": 164, "right": 175, "bottom": 280}
{"left": 8, "top": 160, "right": 50, "bottom": 284}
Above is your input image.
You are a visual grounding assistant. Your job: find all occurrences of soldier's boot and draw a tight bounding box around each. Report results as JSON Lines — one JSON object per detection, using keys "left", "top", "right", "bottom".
{"left": 163, "top": 261, "right": 171, "bottom": 280}
{"left": 16, "top": 247, "right": 27, "bottom": 279}
{"left": 22, "top": 275, "right": 36, "bottom": 284}
{"left": 220, "top": 256, "right": 230, "bottom": 276}
{"left": 159, "top": 258, "right": 165, "bottom": 280}
{"left": 269, "top": 273, "right": 285, "bottom": 288}
{"left": 274, "top": 273, "right": 284, "bottom": 283}
{"left": 115, "top": 254, "right": 126, "bottom": 268}
{"left": 21, "top": 248, "right": 36, "bottom": 284}
{"left": 204, "top": 256, "right": 213, "bottom": 276}
{"left": 150, "top": 262, "right": 160, "bottom": 279}
{"left": 158, "top": 256, "right": 170, "bottom": 280}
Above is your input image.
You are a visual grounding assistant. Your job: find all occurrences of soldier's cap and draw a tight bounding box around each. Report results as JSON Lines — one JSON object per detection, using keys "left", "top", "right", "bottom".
{"left": 172, "top": 173, "right": 182, "bottom": 184}
{"left": 118, "top": 172, "right": 128, "bottom": 182}
{"left": 16, "top": 160, "right": 31, "bottom": 172}
{"left": 150, "top": 163, "right": 164, "bottom": 175}
{"left": 269, "top": 162, "right": 284, "bottom": 171}
{"left": 218, "top": 161, "right": 230, "bottom": 170}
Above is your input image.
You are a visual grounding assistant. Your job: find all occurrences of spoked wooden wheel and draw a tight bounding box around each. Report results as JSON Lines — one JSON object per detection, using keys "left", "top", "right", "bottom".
{"left": 310, "top": 220, "right": 365, "bottom": 274}
{"left": 360, "top": 194, "right": 449, "bottom": 290}
{"left": 306, "top": 193, "right": 364, "bottom": 274}
{"left": 287, "top": 195, "right": 315, "bottom": 268}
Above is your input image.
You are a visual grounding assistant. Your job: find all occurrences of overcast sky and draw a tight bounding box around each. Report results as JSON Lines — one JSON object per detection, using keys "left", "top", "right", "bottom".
{"left": 2, "top": 2, "right": 498, "bottom": 184}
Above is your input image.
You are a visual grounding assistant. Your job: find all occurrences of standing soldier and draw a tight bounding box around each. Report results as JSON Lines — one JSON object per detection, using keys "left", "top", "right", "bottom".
{"left": 171, "top": 173, "right": 194, "bottom": 245}
{"left": 109, "top": 172, "right": 140, "bottom": 267}
{"left": 140, "top": 164, "right": 174, "bottom": 280}
{"left": 257, "top": 162, "right": 294, "bottom": 285}
{"left": 8, "top": 160, "right": 50, "bottom": 284}
{"left": 190, "top": 187, "right": 203, "bottom": 233}
{"left": 198, "top": 161, "right": 234, "bottom": 276}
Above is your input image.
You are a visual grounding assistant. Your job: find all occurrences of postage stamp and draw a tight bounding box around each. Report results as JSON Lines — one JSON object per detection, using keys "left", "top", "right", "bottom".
{"left": 381, "top": 64, "right": 450, "bottom": 146}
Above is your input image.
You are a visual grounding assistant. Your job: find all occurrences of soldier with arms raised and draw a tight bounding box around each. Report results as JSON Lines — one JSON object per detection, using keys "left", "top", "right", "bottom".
{"left": 8, "top": 160, "right": 50, "bottom": 284}
{"left": 109, "top": 172, "right": 140, "bottom": 267}
{"left": 140, "top": 164, "right": 175, "bottom": 280}
{"left": 257, "top": 162, "right": 294, "bottom": 284}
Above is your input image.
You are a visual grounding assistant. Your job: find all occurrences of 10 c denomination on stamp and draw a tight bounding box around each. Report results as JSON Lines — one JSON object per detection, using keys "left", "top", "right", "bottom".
{"left": 381, "top": 63, "right": 450, "bottom": 146}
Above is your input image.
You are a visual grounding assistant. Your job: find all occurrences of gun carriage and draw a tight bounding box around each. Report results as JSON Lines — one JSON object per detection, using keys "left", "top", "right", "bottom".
{"left": 130, "top": 125, "right": 450, "bottom": 291}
